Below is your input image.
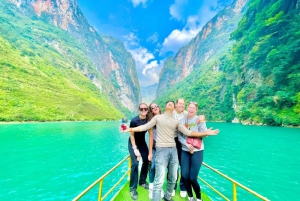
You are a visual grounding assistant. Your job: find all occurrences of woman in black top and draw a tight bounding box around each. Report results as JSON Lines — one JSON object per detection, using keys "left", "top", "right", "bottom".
{"left": 128, "top": 103, "right": 153, "bottom": 200}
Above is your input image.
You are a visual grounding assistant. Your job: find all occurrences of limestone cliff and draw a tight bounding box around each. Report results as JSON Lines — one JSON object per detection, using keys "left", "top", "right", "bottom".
{"left": 140, "top": 83, "right": 158, "bottom": 104}
{"left": 156, "top": 0, "right": 248, "bottom": 97}
{"left": 9, "top": 0, "right": 141, "bottom": 111}
{"left": 155, "top": 0, "right": 300, "bottom": 126}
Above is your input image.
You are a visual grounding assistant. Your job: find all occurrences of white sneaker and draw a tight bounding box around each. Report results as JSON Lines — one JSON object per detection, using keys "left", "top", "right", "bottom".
{"left": 196, "top": 199, "right": 202, "bottom": 201}
{"left": 171, "top": 189, "right": 175, "bottom": 196}
{"left": 148, "top": 183, "right": 153, "bottom": 199}
{"left": 161, "top": 190, "right": 164, "bottom": 198}
{"left": 180, "top": 190, "right": 187, "bottom": 198}
{"left": 188, "top": 197, "right": 195, "bottom": 201}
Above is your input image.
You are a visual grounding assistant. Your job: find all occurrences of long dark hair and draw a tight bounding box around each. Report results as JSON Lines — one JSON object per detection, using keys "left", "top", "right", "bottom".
{"left": 148, "top": 102, "right": 161, "bottom": 122}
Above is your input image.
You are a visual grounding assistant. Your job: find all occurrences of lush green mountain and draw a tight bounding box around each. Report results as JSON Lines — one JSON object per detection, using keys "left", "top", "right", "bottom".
{"left": 0, "top": 0, "right": 140, "bottom": 121}
{"left": 156, "top": 0, "right": 248, "bottom": 97}
{"left": 229, "top": 0, "right": 300, "bottom": 126}
{"left": 155, "top": 0, "right": 300, "bottom": 126}
{"left": 140, "top": 83, "right": 158, "bottom": 105}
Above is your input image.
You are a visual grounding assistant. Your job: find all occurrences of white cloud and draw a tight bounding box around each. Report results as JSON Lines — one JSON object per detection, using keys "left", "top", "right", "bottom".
{"left": 129, "top": 47, "right": 155, "bottom": 69}
{"left": 160, "top": 15, "right": 202, "bottom": 55}
{"left": 146, "top": 32, "right": 159, "bottom": 43}
{"left": 142, "top": 60, "right": 164, "bottom": 86}
{"left": 142, "top": 60, "right": 158, "bottom": 75}
{"left": 123, "top": 32, "right": 162, "bottom": 86}
{"left": 131, "top": 0, "right": 148, "bottom": 7}
{"left": 123, "top": 32, "right": 140, "bottom": 47}
{"left": 169, "top": 0, "right": 188, "bottom": 21}
{"left": 160, "top": 0, "right": 223, "bottom": 55}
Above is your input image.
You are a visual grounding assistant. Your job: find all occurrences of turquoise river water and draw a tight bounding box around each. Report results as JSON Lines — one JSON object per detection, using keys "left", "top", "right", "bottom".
{"left": 0, "top": 122, "right": 299, "bottom": 201}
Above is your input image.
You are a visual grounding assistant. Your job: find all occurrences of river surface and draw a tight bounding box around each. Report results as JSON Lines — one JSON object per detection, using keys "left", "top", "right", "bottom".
{"left": 0, "top": 122, "right": 299, "bottom": 200}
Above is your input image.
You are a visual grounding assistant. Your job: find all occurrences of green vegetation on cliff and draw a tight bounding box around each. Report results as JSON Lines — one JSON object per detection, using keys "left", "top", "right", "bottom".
{"left": 0, "top": 2, "right": 124, "bottom": 121}
{"left": 155, "top": 0, "right": 300, "bottom": 126}
{"left": 229, "top": 0, "right": 300, "bottom": 125}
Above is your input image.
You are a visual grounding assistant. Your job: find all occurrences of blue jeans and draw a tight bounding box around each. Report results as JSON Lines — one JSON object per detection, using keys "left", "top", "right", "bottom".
{"left": 181, "top": 150, "right": 203, "bottom": 199}
{"left": 152, "top": 147, "right": 178, "bottom": 201}
{"left": 149, "top": 149, "right": 156, "bottom": 183}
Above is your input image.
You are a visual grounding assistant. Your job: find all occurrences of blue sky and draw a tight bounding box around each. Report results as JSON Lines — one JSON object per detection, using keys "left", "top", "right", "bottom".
{"left": 78, "top": 0, "right": 234, "bottom": 87}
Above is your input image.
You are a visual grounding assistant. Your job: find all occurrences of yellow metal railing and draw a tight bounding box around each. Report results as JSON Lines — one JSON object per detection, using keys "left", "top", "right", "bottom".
{"left": 73, "top": 155, "right": 269, "bottom": 201}
{"left": 198, "top": 162, "right": 270, "bottom": 201}
{"left": 72, "top": 155, "right": 131, "bottom": 201}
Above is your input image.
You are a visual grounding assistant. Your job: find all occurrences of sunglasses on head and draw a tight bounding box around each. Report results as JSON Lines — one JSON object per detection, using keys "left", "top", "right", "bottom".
{"left": 189, "top": 101, "right": 198, "bottom": 105}
{"left": 139, "top": 107, "right": 148, "bottom": 112}
{"left": 151, "top": 105, "right": 159, "bottom": 109}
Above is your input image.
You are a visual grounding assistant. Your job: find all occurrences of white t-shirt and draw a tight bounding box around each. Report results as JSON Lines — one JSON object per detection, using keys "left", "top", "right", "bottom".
{"left": 178, "top": 116, "right": 207, "bottom": 151}
{"left": 173, "top": 110, "right": 188, "bottom": 120}
{"left": 173, "top": 110, "right": 188, "bottom": 137}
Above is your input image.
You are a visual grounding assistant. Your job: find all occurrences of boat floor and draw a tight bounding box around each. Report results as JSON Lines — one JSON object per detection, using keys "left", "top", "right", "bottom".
{"left": 112, "top": 180, "right": 211, "bottom": 201}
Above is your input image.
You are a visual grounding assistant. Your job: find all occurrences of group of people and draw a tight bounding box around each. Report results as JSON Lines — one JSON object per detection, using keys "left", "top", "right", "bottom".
{"left": 122, "top": 98, "right": 219, "bottom": 201}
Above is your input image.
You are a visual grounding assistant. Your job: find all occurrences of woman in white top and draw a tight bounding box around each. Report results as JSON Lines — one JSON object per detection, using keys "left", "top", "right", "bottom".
{"left": 178, "top": 101, "right": 207, "bottom": 201}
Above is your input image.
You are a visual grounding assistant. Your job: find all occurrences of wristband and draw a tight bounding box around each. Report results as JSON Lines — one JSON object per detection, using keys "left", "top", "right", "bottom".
{"left": 132, "top": 146, "right": 137, "bottom": 150}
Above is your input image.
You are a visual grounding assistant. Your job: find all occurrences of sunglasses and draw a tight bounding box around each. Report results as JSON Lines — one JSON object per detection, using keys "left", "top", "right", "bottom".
{"left": 189, "top": 101, "right": 198, "bottom": 105}
{"left": 139, "top": 108, "right": 148, "bottom": 112}
{"left": 151, "top": 105, "right": 159, "bottom": 109}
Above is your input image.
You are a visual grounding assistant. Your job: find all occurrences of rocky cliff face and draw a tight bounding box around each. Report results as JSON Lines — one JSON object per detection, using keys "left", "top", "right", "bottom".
{"left": 156, "top": 0, "right": 247, "bottom": 98}
{"left": 155, "top": 0, "right": 300, "bottom": 126}
{"left": 9, "top": 0, "right": 141, "bottom": 111}
{"left": 140, "top": 83, "right": 158, "bottom": 104}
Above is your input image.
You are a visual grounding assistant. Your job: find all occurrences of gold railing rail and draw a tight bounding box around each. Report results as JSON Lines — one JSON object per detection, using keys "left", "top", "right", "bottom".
{"left": 73, "top": 155, "right": 270, "bottom": 201}
{"left": 72, "top": 155, "right": 131, "bottom": 201}
{"left": 198, "top": 162, "right": 270, "bottom": 201}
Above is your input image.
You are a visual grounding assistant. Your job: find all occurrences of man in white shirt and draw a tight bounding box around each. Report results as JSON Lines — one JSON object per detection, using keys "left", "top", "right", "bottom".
{"left": 172, "top": 98, "right": 188, "bottom": 198}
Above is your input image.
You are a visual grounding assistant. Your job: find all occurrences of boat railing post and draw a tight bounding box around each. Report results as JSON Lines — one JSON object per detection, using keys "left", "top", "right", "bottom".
{"left": 98, "top": 179, "right": 104, "bottom": 201}
{"left": 128, "top": 156, "right": 131, "bottom": 180}
{"left": 233, "top": 183, "right": 237, "bottom": 201}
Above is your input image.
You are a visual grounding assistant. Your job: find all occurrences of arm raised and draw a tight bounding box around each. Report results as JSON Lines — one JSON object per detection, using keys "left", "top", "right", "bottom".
{"left": 121, "top": 116, "right": 158, "bottom": 133}
{"left": 177, "top": 122, "right": 219, "bottom": 137}
{"left": 191, "top": 128, "right": 219, "bottom": 137}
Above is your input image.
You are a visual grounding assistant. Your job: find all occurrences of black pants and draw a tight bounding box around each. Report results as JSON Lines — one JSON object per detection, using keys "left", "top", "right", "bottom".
{"left": 128, "top": 139, "right": 149, "bottom": 191}
{"left": 181, "top": 150, "right": 203, "bottom": 199}
{"left": 174, "top": 137, "right": 186, "bottom": 191}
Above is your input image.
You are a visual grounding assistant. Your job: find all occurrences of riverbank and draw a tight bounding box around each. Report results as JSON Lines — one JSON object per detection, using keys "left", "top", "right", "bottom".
{"left": 240, "top": 121, "right": 300, "bottom": 128}
{"left": 0, "top": 121, "right": 83, "bottom": 124}
{"left": 0, "top": 120, "right": 113, "bottom": 124}
{"left": 0, "top": 120, "right": 299, "bottom": 127}
{"left": 232, "top": 117, "right": 300, "bottom": 128}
